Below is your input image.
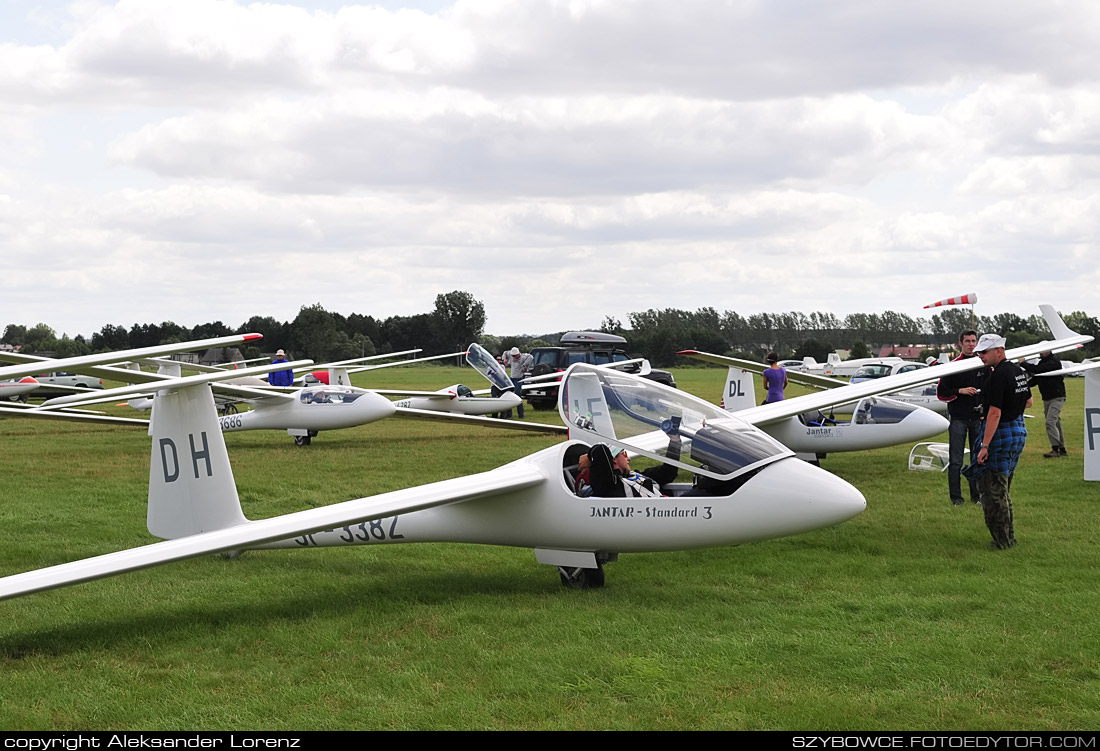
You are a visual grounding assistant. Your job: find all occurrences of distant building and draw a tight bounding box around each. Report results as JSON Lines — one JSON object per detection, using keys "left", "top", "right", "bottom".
{"left": 877, "top": 345, "right": 926, "bottom": 359}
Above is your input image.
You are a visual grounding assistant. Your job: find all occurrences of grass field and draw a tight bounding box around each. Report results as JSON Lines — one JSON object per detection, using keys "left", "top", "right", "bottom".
{"left": 1, "top": 367, "right": 1098, "bottom": 730}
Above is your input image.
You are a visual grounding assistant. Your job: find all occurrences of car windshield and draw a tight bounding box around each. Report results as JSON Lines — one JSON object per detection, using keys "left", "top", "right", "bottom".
{"left": 851, "top": 364, "right": 893, "bottom": 380}
{"left": 558, "top": 364, "right": 791, "bottom": 481}
{"left": 532, "top": 350, "right": 559, "bottom": 368}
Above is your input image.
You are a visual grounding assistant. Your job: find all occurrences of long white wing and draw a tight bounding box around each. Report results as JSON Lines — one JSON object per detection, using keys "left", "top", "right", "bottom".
{"left": 0, "top": 462, "right": 546, "bottom": 601}
{"left": 1033, "top": 360, "right": 1100, "bottom": 377}
{"left": 37, "top": 360, "right": 312, "bottom": 409}
{"left": 392, "top": 406, "right": 567, "bottom": 434}
{"left": 0, "top": 404, "right": 148, "bottom": 426}
{"left": 0, "top": 333, "right": 263, "bottom": 381}
{"left": 678, "top": 350, "right": 844, "bottom": 391}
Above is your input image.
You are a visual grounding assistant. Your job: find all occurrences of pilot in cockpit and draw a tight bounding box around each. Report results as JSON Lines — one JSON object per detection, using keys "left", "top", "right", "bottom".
{"left": 587, "top": 430, "right": 682, "bottom": 498}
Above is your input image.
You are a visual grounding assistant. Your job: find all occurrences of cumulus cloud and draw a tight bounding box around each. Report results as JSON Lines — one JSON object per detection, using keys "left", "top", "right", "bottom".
{"left": 2, "top": 0, "right": 1099, "bottom": 336}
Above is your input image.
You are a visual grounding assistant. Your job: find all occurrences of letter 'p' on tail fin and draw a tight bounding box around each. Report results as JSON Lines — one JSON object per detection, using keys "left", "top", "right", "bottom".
{"left": 147, "top": 384, "right": 248, "bottom": 539}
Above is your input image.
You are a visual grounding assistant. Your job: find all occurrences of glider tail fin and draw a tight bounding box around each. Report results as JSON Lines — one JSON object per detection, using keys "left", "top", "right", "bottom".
{"left": 1040, "top": 304, "right": 1075, "bottom": 342}
{"left": 147, "top": 384, "right": 248, "bottom": 539}
{"left": 328, "top": 367, "right": 351, "bottom": 386}
{"left": 721, "top": 367, "right": 757, "bottom": 411}
{"left": 1086, "top": 368, "right": 1100, "bottom": 482}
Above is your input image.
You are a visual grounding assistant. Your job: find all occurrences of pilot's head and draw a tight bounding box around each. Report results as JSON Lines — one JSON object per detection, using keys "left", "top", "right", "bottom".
{"left": 612, "top": 447, "right": 630, "bottom": 472}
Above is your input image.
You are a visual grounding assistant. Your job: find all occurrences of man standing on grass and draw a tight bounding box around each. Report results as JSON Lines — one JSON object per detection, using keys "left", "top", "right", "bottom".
{"left": 1022, "top": 351, "right": 1068, "bottom": 458}
{"left": 972, "top": 334, "right": 1032, "bottom": 550}
{"left": 937, "top": 330, "right": 985, "bottom": 506}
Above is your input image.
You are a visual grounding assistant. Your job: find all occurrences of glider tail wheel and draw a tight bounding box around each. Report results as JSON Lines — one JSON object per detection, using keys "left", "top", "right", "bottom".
{"left": 558, "top": 564, "right": 606, "bottom": 589}
{"left": 223, "top": 403, "right": 238, "bottom": 415}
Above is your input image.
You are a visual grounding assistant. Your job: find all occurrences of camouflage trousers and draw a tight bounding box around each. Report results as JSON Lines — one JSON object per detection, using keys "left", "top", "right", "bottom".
{"left": 978, "top": 471, "right": 1016, "bottom": 549}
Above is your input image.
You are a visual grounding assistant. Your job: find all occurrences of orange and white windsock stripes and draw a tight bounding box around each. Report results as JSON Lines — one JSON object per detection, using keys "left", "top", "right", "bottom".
{"left": 924, "top": 293, "right": 977, "bottom": 309}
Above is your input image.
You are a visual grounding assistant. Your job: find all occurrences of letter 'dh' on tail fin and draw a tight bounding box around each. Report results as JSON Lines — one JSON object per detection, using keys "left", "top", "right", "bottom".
{"left": 147, "top": 385, "right": 248, "bottom": 539}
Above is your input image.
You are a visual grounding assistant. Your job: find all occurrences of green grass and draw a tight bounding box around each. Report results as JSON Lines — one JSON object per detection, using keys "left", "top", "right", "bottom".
{"left": 1, "top": 368, "right": 1098, "bottom": 730}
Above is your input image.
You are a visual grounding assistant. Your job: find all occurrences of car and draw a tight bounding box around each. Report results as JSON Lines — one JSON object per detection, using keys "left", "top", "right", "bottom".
{"left": 523, "top": 331, "right": 677, "bottom": 410}
{"left": 32, "top": 371, "right": 104, "bottom": 390}
{"left": 848, "top": 361, "right": 929, "bottom": 384}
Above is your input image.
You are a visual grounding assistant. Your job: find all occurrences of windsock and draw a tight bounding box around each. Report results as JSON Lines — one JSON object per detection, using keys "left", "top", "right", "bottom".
{"left": 924, "top": 293, "right": 977, "bottom": 309}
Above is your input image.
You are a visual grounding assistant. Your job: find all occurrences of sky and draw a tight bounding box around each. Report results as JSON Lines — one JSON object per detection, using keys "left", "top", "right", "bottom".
{"left": 2, "top": 0, "right": 1098, "bottom": 339}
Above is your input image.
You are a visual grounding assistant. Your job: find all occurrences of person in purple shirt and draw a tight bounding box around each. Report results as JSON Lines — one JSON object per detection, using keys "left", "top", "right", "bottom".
{"left": 761, "top": 352, "right": 788, "bottom": 404}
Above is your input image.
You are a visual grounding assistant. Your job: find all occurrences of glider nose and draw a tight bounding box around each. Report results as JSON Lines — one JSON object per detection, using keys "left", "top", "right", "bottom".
{"left": 903, "top": 404, "right": 949, "bottom": 439}
{"left": 743, "top": 457, "right": 866, "bottom": 537}
{"left": 358, "top": 390, "right": 398, "bottom": 421}
{"left": 502, "top": 390, "right": 522, "bottom": 408}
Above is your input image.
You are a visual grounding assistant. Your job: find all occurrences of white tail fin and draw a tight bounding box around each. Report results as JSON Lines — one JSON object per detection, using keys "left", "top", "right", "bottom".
{"left": 147, "top": 384, "right": 248, "bottom": 538}
{"left": 1086, "top": 367, "right": 1100, "bottom": 482}
{"left": 157, "top": 361, "right": 182, "bottom": 378}
{"left": 721, "top": 367, "right": 757, "bottom": 411}
{"left": 328, "top": 367, "right": 352, "bottom": 386}
{"left": 827, "top": 353, "right": 841, "bottom": 367}
{"left": 1040, "top": 304, "right": 1074, "bottom": 342}
{"left": 802, "top": 357, "right": 817, "bottom": 369}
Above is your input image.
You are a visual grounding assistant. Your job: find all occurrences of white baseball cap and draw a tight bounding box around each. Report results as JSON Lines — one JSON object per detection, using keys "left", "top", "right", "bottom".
{"left": 973, "top": 334, "right": 1006, "bottom": 353}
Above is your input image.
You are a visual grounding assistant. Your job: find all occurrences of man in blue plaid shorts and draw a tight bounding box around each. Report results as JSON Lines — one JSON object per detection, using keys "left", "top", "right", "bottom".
{"left": 972, "top": 334, "right": 1032, "bottom": 550}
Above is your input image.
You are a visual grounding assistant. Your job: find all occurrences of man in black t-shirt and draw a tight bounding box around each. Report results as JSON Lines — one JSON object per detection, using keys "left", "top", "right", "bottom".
{"left": 973, "top": 334, "right": 1032, "bottom": 550}
{"left": 937, "top": 330, "right": 985, "bottom": 506}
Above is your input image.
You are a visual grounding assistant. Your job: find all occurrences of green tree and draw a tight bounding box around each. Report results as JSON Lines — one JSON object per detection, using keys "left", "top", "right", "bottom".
{"left": 2, "top": 324, "right": 27, "bottom": 346}
{"left": 288, "top": 304, "right": 345, "bottom": 362}
{"left": 432, "top": 291, "right": 486, "bottom": 356}
{"left": 238, "top": 316, "right": 287, "bottom": 351}
{"left": 795, "top": 338, "right": 835, "bottom": 363}
{"left": 849, "top": 340, "right": 871, "bottom": 360}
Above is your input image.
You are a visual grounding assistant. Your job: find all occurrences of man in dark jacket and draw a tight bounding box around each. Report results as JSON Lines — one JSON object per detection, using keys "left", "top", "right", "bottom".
{"left": 268, "top": 349, "right": 295, "bottom": 387}
{"left": 1021, "top": 351, "right": 1067, "bottom": 458}
{"left": 936, "top": 330, "right": 985, "bottom": 506}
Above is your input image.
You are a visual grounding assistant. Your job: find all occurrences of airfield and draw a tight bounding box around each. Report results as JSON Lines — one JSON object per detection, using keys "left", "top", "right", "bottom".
{"left": 1, "top": 366, "right": 1097, "bottom": 730}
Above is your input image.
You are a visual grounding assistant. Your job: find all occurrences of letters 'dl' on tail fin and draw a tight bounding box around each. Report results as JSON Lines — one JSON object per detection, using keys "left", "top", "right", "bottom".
{"left": 721, "top": 367, "right": 757, "bottom": 411}
{"left": 147, "top": 384, "right": 248, "bottom": 539}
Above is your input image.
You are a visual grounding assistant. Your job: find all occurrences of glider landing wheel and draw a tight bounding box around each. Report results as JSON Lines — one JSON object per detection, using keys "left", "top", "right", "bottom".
{"left": 294, "top": 435, "right": 312, "bottom": 447}
{"left": 223, "top": 403, "right": 238, "bottom": 415}
{"left": 558, "top": 564, "right": 605, "bottom": 590}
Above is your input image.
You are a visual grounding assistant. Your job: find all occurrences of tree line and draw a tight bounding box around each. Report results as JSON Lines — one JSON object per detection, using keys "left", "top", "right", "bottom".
{"left": 4, "top": 295, "right": 1097, "bottom": 368}
{"left": 1, "top": 291, "right": 486, "bottom": 365}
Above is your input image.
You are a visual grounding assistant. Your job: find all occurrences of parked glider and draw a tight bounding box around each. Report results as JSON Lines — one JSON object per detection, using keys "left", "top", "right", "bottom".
{"left": 679, "top": 305, "right": 1093, "bottom": 462}
{"left": 379, "top": 343, "right": 523, "bottom": 417}
{"left": 1, "top": 377, "right": 41, "bottom": 402}
{"left": 678, "top": 351, "right": 946, "bottom": 461}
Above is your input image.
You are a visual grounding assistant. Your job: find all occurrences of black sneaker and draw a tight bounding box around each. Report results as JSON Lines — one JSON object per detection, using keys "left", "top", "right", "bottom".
{"left": 951, "top": 497, "right": 965, "bottom": 506}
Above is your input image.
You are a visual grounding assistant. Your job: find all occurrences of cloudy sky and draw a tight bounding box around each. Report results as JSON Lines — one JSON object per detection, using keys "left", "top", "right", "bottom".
{"left": 3, "top": 0, "right": 1098, "bottom": 339}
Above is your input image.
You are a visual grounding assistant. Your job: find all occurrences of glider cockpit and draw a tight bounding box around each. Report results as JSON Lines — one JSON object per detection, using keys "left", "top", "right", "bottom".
{"left": 298, "top": 387, "right": 370, "bottom": 405}
{"left": 558, "top": 363, "right": 794, "bottom": 491}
